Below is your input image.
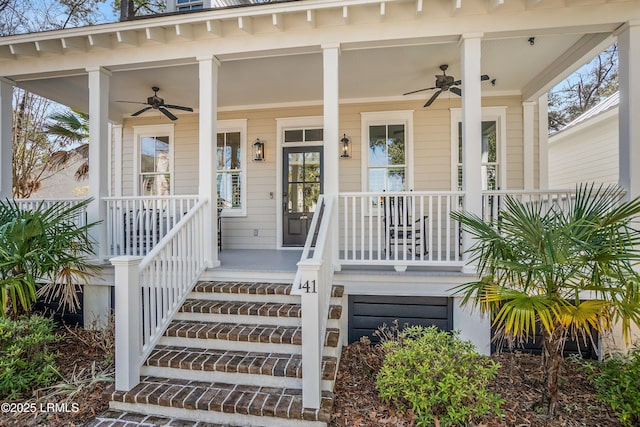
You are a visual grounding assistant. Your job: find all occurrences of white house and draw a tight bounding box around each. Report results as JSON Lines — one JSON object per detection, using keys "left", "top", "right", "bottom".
{"left": 549, "top": 91, "right": 619, "bottom": 188}
{"left": 1, "top": 0, "right": 640, "bottom": 425}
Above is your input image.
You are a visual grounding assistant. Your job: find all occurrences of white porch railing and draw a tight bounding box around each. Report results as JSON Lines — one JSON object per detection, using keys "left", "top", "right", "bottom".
{"left": 104, "top": 196, "right": 199, "bottom": 257}
{"left": 112, "top": 198, "right": 208, "bottom": 391}
{"left": 13, "top": 198, "right": 88, "bottom": 227}
{"left": 482, "top": 190, "right": 576, "bottom": 222}
{"left": 293, "top": 194, "right": 335, "bottom": 409}
{"left": 338, "top": 191, "right": 465, "bottom": 268}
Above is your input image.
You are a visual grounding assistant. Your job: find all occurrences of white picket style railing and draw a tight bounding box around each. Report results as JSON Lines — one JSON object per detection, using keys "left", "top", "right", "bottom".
{"left": 292, "top": 195, "right": 335, "bottom": 409}
{"left": 13, "top": 198, "right": 88, "bottom": 227}
{"left": 112, "top": 198, "right": 208, "bottom": 391}
{"left": 104, "top": 196, "right": 199, "bottom": 257}
{"left": 338, "top": 191, "right": 464, "bottom": 268}
{"left": 481, "top": 190, "right": 576, "bottom": 222}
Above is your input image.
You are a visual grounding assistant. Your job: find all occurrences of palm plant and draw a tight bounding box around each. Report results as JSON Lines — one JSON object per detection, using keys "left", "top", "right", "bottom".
{"left": 46, "top": 109, "right": 90, "bottom": 180}
{"left": 0, "top": 198, "right": 97, "bottom": 318}
{"left": 451, "top": 184, "right": 640, "bottom": 416}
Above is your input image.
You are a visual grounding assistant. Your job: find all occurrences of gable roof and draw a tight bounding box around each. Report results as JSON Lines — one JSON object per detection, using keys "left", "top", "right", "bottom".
{"left": 554, "top": 91, "right": 619, "bottom": 135}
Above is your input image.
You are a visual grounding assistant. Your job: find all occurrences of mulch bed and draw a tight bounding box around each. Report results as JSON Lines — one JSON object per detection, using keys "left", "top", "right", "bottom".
{"left": 0, "top": 326, "right": 114, "bottom": 427}
{"left": 330, "top": 340, "right": 621, "bottom": 427}
{"left": 1, "top": 328, "right": 622, "bottom": 427}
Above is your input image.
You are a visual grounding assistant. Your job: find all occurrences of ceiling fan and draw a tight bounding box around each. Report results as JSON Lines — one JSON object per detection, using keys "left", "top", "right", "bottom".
{"left": 117, "top": 86, "right": 193, "bottom": 121}
{"left": 403, "top": 64, "right": 490, "bottom": 107}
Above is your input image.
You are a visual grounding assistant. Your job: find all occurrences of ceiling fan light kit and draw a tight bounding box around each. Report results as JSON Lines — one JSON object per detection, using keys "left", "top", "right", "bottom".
{"left": 403, "top": 64, "right": 492, "bottom": 108}
{"left": 117, "top": 86, "right": 194, "bottom": 121}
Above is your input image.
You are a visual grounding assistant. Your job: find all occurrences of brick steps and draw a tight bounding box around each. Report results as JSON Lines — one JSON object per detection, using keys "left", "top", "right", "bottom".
{"left": 142, "top": 345, "right": 337, "bottom": 388}
{"left": 107, "top": 281, "right": 345, "bottom": 427}
{"left": 109, "top": 377, "right": 332, "bottom": 427}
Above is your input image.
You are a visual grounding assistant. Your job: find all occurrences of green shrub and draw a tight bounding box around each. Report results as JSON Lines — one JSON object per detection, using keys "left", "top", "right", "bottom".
{"left": 0, "top": 315, "right": 61, "bottom": 399}
{"left": 376, "top": 326, "right": 503, "bottom": 427}
{"left": 591, "top": 346, "right": 640, "bottom": 426}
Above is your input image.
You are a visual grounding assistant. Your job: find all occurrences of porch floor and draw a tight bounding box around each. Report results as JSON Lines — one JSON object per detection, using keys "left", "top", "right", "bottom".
{"left": 217, "top": 249, "right": 302, "bottom": 272}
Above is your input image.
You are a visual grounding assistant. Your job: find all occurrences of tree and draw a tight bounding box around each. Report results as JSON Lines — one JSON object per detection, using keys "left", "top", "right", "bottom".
{"left": 46, "top": 109, "right": 90, "bottom": 180}
{"left": 114, "top": 0, "right": 165, "bottom": 18}
{"left": 451, "top": 184, "right": 640, "bottom": 417}
{"left": 548, "top": 44, "right": 618, "bottom": 132}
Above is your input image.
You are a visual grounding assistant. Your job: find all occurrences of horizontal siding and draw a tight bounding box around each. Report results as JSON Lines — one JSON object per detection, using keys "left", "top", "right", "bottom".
{"left": 548, "top": 117, "right": 618, "bottom": 188}
{"left": 118, "top": 96, "right": 529, "bottom": 249}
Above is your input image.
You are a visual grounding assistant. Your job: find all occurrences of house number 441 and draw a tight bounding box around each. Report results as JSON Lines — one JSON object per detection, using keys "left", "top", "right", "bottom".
{"left": 300, "top": 280, "right": 317, "bottom": 294}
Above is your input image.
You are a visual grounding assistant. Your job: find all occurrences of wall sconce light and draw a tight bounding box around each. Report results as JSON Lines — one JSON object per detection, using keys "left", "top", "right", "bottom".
{"left": 340, "top": 133, "right": 351, "bottom": 158}
{"left": 253, "top": 138, "right": 265, "bottom": 162}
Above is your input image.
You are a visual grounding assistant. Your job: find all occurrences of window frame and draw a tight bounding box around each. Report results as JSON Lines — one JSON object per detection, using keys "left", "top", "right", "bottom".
{"left": 133, "top": 124, "right": 175, "bottom": 197}
{"left": 450, "top": 107, "right": 507, "bottom": 191}
{"left": 216, "top": 119, "right": 248, "bottom": 217}
{"left": 360, "top": 110, "right": 415, "bottom": 194}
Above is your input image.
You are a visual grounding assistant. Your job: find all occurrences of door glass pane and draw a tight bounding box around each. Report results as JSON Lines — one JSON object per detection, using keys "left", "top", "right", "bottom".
{"left": 369, "top": 125, "right": 387, "bottom": 166}
{"left": 288, "top": 183, "right": 304, "bottom": 213}
{"left": 284, "top": 130, "right": 303, "bottom": 143}
{"left": 305, "top": 183, "right": 320, "bottom": 212}
{"left": 288, "top": 153, "right": 304, "bottom": 182}
{"left": 304, "top": 152, "right": 321, "bottom": 182}
{"left": 305, "top": 129, "right": 323, "bottom": 142}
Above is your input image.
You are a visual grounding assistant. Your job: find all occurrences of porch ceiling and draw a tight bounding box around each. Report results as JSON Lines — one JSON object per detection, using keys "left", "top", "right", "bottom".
{"left": 14, "top": 32, "right": 593, "bottom": 121}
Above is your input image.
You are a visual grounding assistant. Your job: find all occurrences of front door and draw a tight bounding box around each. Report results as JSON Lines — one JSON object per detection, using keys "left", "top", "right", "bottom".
{"left": 283, "top": 146, "right": 323, "bottom": 246}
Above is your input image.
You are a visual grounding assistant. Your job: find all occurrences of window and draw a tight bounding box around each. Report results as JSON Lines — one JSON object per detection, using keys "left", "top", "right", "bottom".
{"left": 216, "top": 119, "right": 247, "bottom": 216}
{"left": 451, "top": 107, "right": 506, "bottom": 191}
{"left": 284, "top": 128, "right": 323, "bottom": 143}
{"left": 134, "top": 125, "right": 174, "bottom": 196}
{"left": 361, "top": 111, "right": 414, "bottom": 195}
{"left": 176, "top": 0, "right": 204, "bottom": 11}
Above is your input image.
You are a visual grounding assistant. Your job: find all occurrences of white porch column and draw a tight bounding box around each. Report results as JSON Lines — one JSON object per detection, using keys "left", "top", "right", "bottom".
{"left": 523, "top": 101, "right": 536, "bottom": 190}
{"left": 322, "top": 43, "right": 340, "bottom": 267}
{"left": 198, "top": 55, "right": 220, "bottom": 268}
{"left": 460, "top": 34, "right": 483, "bottom": 272}
{"left": 87, "top": 67, "right": 110, "bottom": 261}
{"left": 538, "top": 93, "right": 549, "bottom": 190}
{"left": 618, "top": 21, "right": 640, "bottom": 199}
{"left": 0, "top": 79, "right": 12, "bottom": 200}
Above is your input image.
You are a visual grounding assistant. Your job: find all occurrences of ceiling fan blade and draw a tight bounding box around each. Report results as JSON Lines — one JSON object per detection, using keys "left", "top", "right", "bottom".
{"left": 164, "top": 104, "right": 194, "bottom": 112}
{"left": 159, "top": 107, "right": 178, "bottom": 121}
{"left": 481, "top": 74, "right": 490, "bottom": 81}
{"left": 450, "top": 86, "right": 462, "bottom": 97}
{"left": 452, "top": 80, "right": 461, "bottom": 85}
{"left": 403, "top": 86, "right": 437, "bottom": 96}
{"left": 131, "top": 106, "right": 153, "bottom": 116}
{"left": 117, "top": 100, "right": 149, "bottom": 105}
{"left": 424, "top": 90, "right": 443, "bottom": 107}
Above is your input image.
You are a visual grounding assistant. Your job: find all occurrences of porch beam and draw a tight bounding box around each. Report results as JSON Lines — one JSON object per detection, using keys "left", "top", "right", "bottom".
{"left": 86, "top": 66, "right": 111, "bottom": 262}
{"left": 618, "top": 21, "right": 640, "bottom": 199}
{"left": 198, "top": 55, "right": 220, "bottom": 268}
{"left": 521, "top": 33, "right": 613, "bottom": 101}
{"left": 460, "top": 33, "right": 483, "bottom": 267}
{"left": 0, "top": 78, "right": 13, "bottom": 199}
{"left": 523, "top": 101, "right": 535, "bottom": 190}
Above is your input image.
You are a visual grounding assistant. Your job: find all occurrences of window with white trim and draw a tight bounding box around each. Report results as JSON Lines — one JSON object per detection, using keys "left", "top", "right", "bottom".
{"left": 361, "top": 111, "right": 414, "bottom": 196}
{"left": 216, "top": 119, "right": 247, "bottom": 216}
{"left": 134, "top": 125, "right": 174, "bottom": 196}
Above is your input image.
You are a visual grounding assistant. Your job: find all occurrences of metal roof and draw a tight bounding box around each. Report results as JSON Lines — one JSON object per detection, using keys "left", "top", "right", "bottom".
{"left": 555, "top": 91, "right": 619, "bottom": 134}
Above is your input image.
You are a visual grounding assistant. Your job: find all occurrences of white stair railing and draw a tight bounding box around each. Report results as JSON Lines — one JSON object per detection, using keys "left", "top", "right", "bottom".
{"left": 112, "top": 198, "right": 208, "bottom": 391}
{"left": 293, "top": 194, "right": 335, "bottom": 410}
{"left": 104, "top": 196, "right": 199, "bottom": 257}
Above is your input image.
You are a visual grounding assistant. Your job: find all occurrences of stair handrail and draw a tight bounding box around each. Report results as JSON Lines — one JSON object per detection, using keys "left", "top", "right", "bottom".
{"left": 112, "top": 197, "right": 209, "bottom": 391}
{"left": 293, "top": 194, "right": 336, "bottom": 410}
